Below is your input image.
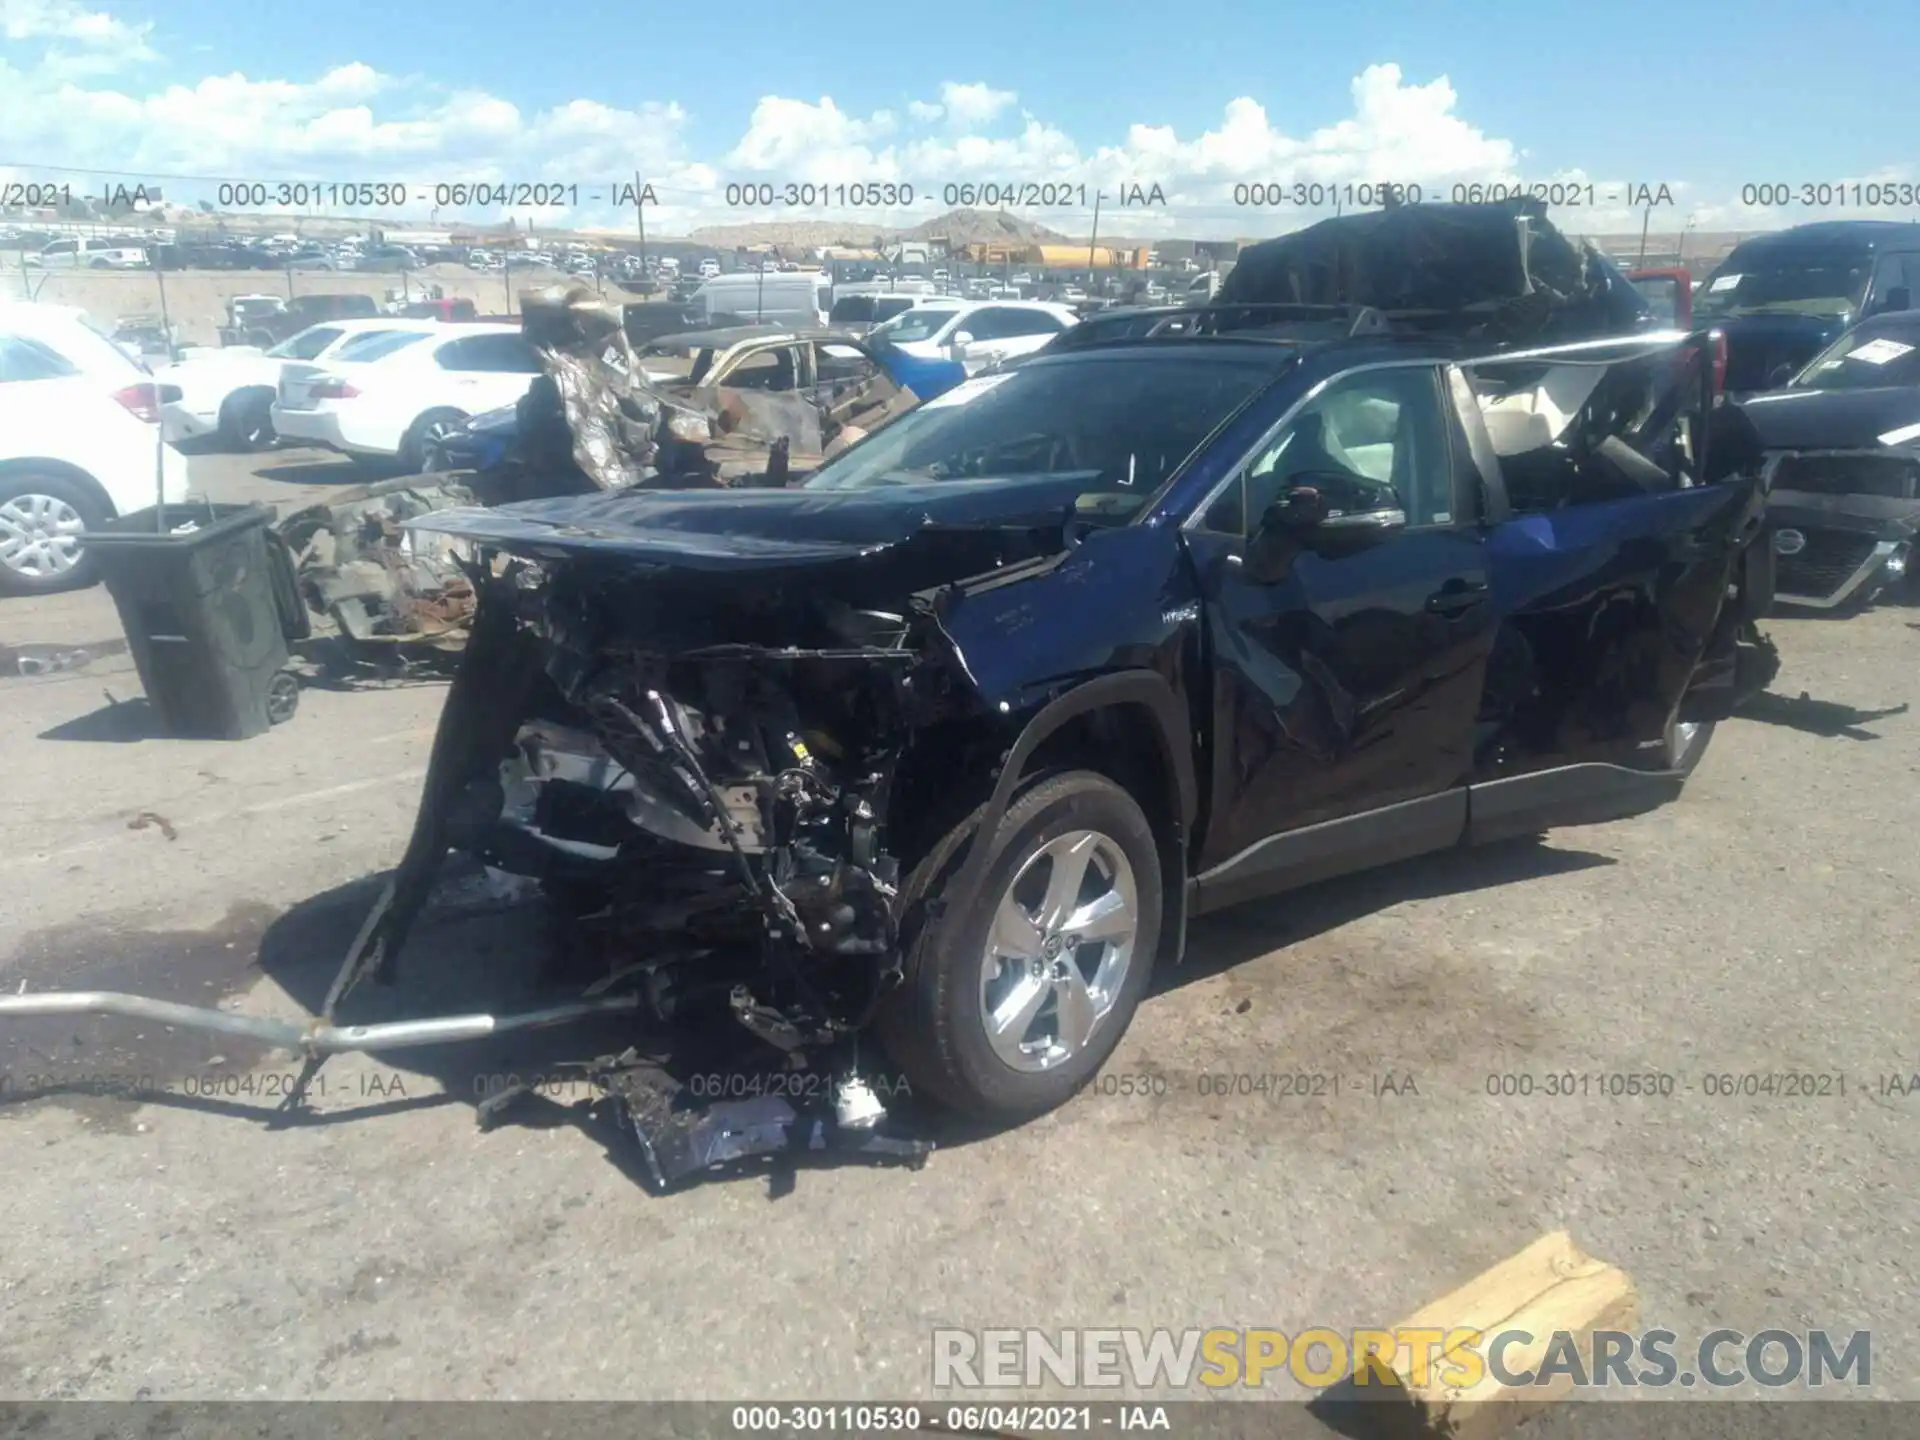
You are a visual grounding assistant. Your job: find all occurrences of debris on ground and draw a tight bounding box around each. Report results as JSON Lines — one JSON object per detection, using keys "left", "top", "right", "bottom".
{"left": 1357, "top": 1231, "right": 1638, "bottom": 1440}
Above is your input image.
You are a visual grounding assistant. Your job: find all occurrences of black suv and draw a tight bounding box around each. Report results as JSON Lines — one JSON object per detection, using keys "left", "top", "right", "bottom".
{"left": 320, "top": 303, "right": 1774, "bottom": 1159}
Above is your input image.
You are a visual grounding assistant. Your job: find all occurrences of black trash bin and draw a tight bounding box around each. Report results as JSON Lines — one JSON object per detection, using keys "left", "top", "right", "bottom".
{"left": 84, "top": 502, "right": 303, "bottom": 740}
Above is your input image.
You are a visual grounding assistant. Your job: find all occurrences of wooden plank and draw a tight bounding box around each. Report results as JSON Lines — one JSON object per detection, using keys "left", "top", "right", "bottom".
{"left": 1353, "top": 1231, "right": 1638, "bottom": 1440}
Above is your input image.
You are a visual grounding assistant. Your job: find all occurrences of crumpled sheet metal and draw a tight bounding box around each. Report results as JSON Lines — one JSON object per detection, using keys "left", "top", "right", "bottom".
{"left": 520, "top": 285, "right": 672, "bottom": 492}
{"left": 278, "top": 480, "right": 480, "bottom": 650}
{"left": 274, "top": 294, "right": 925, "bottom": 654}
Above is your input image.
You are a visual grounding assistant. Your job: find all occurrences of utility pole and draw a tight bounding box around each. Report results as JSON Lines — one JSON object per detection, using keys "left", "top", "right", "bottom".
{"left": 1086, "top": 191, "right": 1102, "bottom": 285}
{"left": 633, "top": 170, "right": 649, "bottom": 276}
{"left": 1637, "top": 205, "right": 1651, "bottom": 266}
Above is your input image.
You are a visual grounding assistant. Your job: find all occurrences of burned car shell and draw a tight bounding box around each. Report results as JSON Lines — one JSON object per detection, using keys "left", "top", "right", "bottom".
{"left": 1741, "top": 313, "right": 1920, "bottom": 608}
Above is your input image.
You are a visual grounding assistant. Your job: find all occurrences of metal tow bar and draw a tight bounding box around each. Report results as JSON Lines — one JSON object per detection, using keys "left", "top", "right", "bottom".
{"left": 0, "top": 989, "right": 642, "bottom": 1109}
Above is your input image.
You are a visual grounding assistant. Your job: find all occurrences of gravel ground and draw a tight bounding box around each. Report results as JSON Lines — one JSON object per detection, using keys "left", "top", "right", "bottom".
{"left": 0, "top": 448, "right": 1916, "bottom": 1415}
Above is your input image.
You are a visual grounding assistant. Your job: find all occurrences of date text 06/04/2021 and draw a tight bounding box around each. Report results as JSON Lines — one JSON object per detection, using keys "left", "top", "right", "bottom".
{"left": 0, "top": 1069, "right": 410, "bottom": 1100}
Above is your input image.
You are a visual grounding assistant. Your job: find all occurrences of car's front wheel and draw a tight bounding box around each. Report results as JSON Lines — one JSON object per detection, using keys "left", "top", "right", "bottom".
{"left": 879, "top": 770, "right": 1163, "bottom": 1124}
{"left": 0, "top": 472, "right": 107, "bottom": 596}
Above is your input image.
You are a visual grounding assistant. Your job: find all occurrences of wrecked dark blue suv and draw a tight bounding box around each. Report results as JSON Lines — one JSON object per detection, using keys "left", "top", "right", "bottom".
{"left": 297, "top": 302, "right": 1774, "bottom": 1155}
{"left": 6, "top": 299, "right": 1779, "bottom": 1187}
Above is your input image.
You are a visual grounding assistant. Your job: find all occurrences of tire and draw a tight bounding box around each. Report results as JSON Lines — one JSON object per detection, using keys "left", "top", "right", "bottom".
{"left": 1667, "top": 718, "right": 1716, "bottom": 776}
{"left": 877, "top": 769, "right": 1163, "bottom": 1124}
{"left": 399, "top": 409, "right": 467, "bottom": 473}
{"left": 218, "top": 388, "right": 277, "bottom": 452}
{"left": 0, "top": 471, "right": 108, "bottom": 597}
{"left": 265, "top": 671, "right": 300, "bottom": 725}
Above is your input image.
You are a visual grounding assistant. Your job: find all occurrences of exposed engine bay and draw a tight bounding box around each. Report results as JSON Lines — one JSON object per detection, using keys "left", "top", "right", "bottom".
{"left": 463, "top": 573, "right": 921, "bottom": 1052}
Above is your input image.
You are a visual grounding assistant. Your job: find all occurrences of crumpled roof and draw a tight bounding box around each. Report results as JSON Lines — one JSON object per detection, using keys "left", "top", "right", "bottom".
{"left": 1218, "top": 199, "right": 1643, "bottom": 343}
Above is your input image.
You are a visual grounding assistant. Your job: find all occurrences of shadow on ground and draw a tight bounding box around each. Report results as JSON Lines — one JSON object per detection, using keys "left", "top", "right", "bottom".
{"left": 37, "top": 695, "right": 166, "bottom": 743}
{"left": 0, "top": 835, "right": 1612, "bottom": 1197}
{"left": 1735, "top": 689, "right": 1910, "bottom": 741}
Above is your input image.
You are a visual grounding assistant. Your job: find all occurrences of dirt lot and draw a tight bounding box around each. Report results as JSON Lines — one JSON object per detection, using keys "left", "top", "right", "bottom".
{"left": 0, "top": 446, "right": 1917, "bottom": 1411}
{"left": 0, "top": 262, "right": 608, "bottom": 348}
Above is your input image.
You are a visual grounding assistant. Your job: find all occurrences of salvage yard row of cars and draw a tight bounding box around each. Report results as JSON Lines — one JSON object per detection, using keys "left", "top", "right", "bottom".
{"left": 3, "top": 201, "right": 1918, "bottom": 1188}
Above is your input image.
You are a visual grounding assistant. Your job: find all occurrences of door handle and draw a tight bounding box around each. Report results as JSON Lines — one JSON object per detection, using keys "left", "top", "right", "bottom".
{"left": 1425, "top": 579, "right": 1489, "bottom": 614}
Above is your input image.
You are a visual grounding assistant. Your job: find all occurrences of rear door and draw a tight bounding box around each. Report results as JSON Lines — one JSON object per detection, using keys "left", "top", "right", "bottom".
{"left": 960, "top": 307, "right": 1069, "bottom": 371}
{"left": 429, "top": 332, "right": 546, "bottom": 412}
{"left": 0, "top": 328, "right": 154, "bottom": 506}
{"left": 1185, "top": 361, "right": 1496, "bottom": 886}
{"left": 1465, "top": 342, "right": 1768, "bottom": 774}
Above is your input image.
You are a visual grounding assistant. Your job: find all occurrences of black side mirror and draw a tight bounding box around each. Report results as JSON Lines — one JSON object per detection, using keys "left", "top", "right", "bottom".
{"left": 1244, "top": 480, "right": 1406, "bottom": 581}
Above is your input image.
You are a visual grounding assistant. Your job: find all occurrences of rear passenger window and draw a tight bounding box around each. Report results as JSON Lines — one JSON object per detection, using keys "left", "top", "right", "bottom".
{"left": 437, "top": 335, "right": 543, "bottom": 372}
{"left": 333, "top": 330, "right": 430, "bottom": 363}
{"left": 0, "top": 336, "right": 79, "bottom": 382}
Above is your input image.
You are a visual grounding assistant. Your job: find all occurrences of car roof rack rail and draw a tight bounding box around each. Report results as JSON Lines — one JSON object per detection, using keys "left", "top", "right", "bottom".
{"left": 1142, "top": 302, "right": 1405, "bottom": 339}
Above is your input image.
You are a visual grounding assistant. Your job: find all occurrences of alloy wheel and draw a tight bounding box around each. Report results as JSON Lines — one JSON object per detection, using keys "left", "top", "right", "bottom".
{"left": 978, "top": 829, "right": 1139, "bottom": 1073}
{"left": 0, "top": 493, "right": 86, "bottom": 580}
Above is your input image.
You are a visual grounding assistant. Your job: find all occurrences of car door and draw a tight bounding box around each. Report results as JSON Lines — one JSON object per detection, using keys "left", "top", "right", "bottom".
{"left": 951, "top": 307, "right": 1019, "bottom": 370}
{"left": 706, "top": 341, "right": 800, "bottom": 392}
{"left": 963, "top": 307, "right": 1067, "bottom": 369}
{"left": 0, "top": 331, "right": 150, "bottom": 500}
{"left": 1462, "top": 345, "right": 1769, "bottom": 795}
{"left": 806, "top": 340, "right": 893, "bottom": 414}
{"left": 1183, "top": 362, "right": 1496, "bottom": 888}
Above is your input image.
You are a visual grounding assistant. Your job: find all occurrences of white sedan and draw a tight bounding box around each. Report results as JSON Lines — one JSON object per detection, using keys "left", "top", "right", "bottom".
{"left": 157, "top": 318, "right": 448, "bottom": 452}
{"left": 870, "top": 300, "right": 1081, "bottom": 373}
{"left": 271, "top": 323, "right": 545, "bottom": 471}
{"left": 0, "top": 301, "right": 191, "bottom": 595}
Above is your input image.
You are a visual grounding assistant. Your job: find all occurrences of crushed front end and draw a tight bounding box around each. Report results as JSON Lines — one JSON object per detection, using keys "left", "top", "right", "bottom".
{"left": 311, "top": 481, "right": 1085, "bottom": 1186}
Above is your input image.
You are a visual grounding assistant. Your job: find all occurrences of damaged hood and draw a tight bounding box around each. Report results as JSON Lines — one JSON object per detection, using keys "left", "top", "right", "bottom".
{"left": 406, "top": 473, "right": 1100, "bottom": 570}
{"left": 1740, "top": 385, "right": 1920, "bottom": 452}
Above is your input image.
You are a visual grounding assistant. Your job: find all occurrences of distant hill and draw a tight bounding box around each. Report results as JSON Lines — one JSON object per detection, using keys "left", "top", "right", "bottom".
{"left": 686, "top": 206, "right": 1073, "bottom": 250}
{"left": 899, "top": 207, "right": 1070, "bottom": 244}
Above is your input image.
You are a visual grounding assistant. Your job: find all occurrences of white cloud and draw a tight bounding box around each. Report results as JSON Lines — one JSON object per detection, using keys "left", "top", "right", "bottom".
{"left": 937, "top": 81, "right": 1016, "bottom": 128}
{"left": 0, "top": 12, "right": 1897, "bottom": 239}
{"left": 2, "top": 0, "right": 153, "bottom": 65}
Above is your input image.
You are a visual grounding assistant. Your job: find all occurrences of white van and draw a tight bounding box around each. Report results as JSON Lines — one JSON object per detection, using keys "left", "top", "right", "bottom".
{"left": 693, "top": 271, "right": 831, "bottom": 329}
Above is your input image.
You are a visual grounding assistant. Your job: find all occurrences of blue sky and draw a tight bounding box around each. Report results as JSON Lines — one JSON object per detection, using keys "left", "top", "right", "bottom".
{"left": 3, "top": 0, "right": 1917, "bottom": 237}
